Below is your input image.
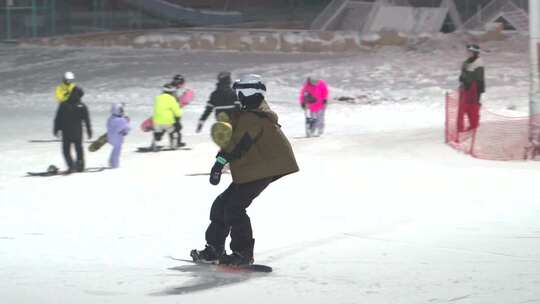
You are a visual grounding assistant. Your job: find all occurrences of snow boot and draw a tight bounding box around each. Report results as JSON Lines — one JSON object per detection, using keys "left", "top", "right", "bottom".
{"left": 176, "top": 132, "right": 186, "bottom": 148}
{"left": 168, "top": 133, "right": 177, "bottom": 150}
{"left": 75, "top": 160, "right": 85, "bottom": 172}
{"left": 151, "top": 140, "right": 159, "bottom": 152}
{"left": 190, "top": 244, "right": 224, "bottom": 264}
{"left": 219, "top": 239, "right": 255, "bottom": 266}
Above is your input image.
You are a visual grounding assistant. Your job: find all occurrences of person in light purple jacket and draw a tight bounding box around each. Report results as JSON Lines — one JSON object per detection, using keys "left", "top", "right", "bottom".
{"left": 107, "top": 103, "right": 130, "bottom": 168}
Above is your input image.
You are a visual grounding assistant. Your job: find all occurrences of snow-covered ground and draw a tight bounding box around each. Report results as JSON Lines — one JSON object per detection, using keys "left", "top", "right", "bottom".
{"left": 1, "top": 34, "right": 539, "bottom": 303}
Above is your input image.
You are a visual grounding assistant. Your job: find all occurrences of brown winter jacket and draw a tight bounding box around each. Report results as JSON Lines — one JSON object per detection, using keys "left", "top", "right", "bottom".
{"left": 222, "top": 101, "right": 299, "bottom": 184}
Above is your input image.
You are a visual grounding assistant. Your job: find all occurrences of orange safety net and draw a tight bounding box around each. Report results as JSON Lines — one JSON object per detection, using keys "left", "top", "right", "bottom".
{"left": 445, "top": 91, "right": 540, "bottom": 161}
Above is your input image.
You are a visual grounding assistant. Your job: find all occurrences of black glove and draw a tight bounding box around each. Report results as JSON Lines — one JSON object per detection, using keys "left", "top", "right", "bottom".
{"left": 87, "top": 130, "right": 93, "bottom": 139}
{"left": 209, "top": 155, "right": 228, "bottom": 185}
{"left": 196, "top": 120, "right": 204, "bottom": 133}
{"left": 301, "top": 103, "right": 306, "bottom": 109}
{"left": 54, "top": 129, "right": 60, "bottom": 138}
{"left": 323, "top": 99, "right": 327, "bottom": 105}
{"left": 304, "top": 92, "right": 316, "bottom": 104}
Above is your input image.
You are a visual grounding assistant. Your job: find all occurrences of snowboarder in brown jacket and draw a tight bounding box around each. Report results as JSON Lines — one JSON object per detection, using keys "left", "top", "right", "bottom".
{"left": 191, "top": 74, "right": 299, "bottom": 266}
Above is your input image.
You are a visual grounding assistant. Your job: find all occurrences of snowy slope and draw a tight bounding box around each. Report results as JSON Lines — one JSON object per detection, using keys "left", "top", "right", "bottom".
{"left": 1, "top": 34, "right": 540, "bottom": 303}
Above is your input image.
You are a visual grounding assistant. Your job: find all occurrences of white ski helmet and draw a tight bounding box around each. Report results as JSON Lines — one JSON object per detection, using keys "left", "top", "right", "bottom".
{"left": 64, "top": 71, "right": 75, "bottom": 82}
{"left": 233, "top": 74, "right": 266, "bottom": 98}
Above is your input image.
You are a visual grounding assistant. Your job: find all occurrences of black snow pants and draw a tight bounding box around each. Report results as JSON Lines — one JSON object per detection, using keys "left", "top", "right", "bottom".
{"left": 62, "top": 137, "right": 84, "bottom": 170}
{"left": 205, "top": 177, "right": 273, "bottom": 252}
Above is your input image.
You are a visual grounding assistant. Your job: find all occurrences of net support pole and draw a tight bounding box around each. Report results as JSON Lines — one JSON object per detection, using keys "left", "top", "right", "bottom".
{"left": 51, "top": 0, "right": 56, "bottom": 35}
{"left": 529, "top": 0, "right": 540, "bottom": 117}
{"left": 6, "top": 0, "right": 12, "bottom": 40}
{"left": 529, "top": 0, "right": 540, "bottom": 147}
{"left": 31, "top": 0, "right": 37, "bottom": 37}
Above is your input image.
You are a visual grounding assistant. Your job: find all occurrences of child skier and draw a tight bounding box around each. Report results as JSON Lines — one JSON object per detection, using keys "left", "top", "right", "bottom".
{"left": 107, "top": 103, "right": 130, "bottom": 168}
{"left": 458, "top": 44, "right": 485, "bottom": 132}
{"left": 299, "top": 77, "right": 329, "bottom": 137}
{"left": 191, "top": 74, "right": 299, "bottom": 266}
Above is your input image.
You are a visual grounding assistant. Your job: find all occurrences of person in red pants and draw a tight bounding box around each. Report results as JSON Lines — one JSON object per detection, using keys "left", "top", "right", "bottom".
{"left": 458, "top": 44, "right": 485, "bottom": 132}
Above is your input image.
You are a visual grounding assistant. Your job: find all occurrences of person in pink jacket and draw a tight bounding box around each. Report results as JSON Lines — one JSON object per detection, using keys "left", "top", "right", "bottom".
{"left": 299, "top": 77, "right": 328, "bottom": 137}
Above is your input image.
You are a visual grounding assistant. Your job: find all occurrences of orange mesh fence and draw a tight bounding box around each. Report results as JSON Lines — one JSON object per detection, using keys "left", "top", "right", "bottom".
{"left": 445, "top": 91, "right": 540, "bottom": 161}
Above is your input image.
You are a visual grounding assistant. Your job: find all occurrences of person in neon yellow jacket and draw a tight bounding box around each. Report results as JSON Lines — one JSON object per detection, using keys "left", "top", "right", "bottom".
{"left": 151, "top": 84, "right": 183, "bottom": 150}
{"left": 55, "top": 72, "right": 77, "bottom": 103}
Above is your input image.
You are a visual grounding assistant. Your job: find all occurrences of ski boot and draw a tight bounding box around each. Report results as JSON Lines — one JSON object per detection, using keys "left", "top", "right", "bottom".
{"left": 190, "top": 244, "right": 224, "bottom": 264}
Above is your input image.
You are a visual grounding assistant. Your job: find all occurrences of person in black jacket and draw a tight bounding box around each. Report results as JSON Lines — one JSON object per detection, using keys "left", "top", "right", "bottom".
{"left": 53, "top": 86, "right": 93, "bottom": 173}
{"left": 196, "top": 71, "right": 241, "bottom": 133}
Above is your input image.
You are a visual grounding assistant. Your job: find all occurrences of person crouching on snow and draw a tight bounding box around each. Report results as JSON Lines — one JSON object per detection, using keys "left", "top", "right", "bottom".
{"left": 190, "top": 74, "right": 299, "bottom": 266}
{"left": 458, "top": 44, "right": 485, "bottom": 132}
{"left": 107, "top": 103, "right": 130, "bottom": 168}
{"left": 151, "top": 84, "right": 183, "bottom": 151}
{"left": 299, "top": 77, "right": 329, "bottom": 137}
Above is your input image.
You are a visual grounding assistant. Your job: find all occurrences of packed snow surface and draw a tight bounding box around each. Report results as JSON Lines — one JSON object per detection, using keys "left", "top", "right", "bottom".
{"left": 1, "top": 34, "right": 539, "bottom": 303}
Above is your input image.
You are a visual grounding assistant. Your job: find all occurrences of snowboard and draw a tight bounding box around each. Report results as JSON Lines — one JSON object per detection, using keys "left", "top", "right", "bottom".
{"left": 26, "top": 167, "right": 107, "bottom": 177}
{"left": 179, "top": 89, "right": 194, "bottom": 107}
{"left": 211, "top": 121, "right": 232, "bottom": 148}
{"left": 166, "top": 256, "right": 272, "bottom": 273}
{"left": 135, "top": 145, "right": 191, "bottom": 153}
{"left": 140, "top": 117, "right": 153, "bottom": 132}
{"left": 26, "top": 170, "right": 66, "bottom": 177}
{"left": 28, "top": 139, "right": 93, "bottom": 143}
{"left": 185, "top": 171, "right": 230, "bottom": 177}
{"left": 88, "top": 133, "right": 108, "bottom": 152}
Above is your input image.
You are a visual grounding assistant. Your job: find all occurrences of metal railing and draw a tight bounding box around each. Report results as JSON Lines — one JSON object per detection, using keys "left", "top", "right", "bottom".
{"left": 121, "top": 0, "right": 242, "bottom": 26}
{"left": 462, "top": 0, "right": 526, "bottom": 30}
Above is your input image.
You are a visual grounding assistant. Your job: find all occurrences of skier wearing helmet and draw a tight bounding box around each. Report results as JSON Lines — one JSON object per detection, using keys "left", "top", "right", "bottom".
{"left": 458, "top": 44, "right": 485, "bottom": 132}
{"left": 190, "top": 74, "right": 299, "bottom": 266}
